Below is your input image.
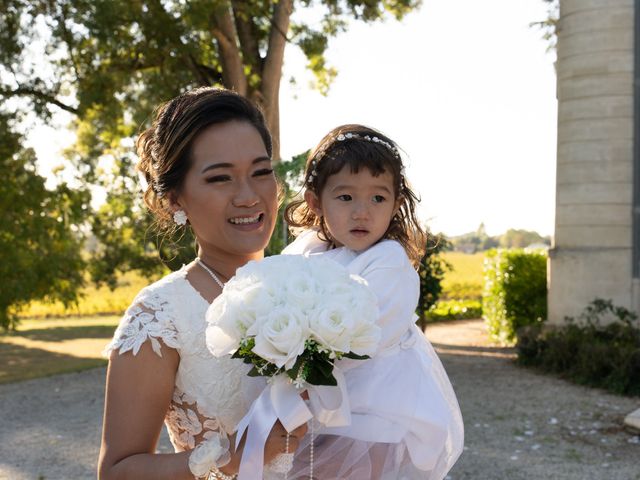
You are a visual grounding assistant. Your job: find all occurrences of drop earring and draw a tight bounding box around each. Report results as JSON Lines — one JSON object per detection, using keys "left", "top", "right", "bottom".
{"left": 173, "top": 209, "right": 188, "bottom": 226}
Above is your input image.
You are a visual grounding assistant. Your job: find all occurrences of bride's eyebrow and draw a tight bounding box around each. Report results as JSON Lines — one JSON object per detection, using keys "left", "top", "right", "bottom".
{"left": 200, "top": 156, "right": 271, "bottom": 174}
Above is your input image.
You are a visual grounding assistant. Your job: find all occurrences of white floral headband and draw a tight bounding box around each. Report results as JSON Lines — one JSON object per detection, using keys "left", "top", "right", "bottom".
{"left": 307, "top": 132, "right": 401, "bottom": 186}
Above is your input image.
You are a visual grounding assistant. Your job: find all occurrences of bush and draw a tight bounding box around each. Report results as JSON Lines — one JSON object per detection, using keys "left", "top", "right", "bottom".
{"left": 441, "top": 281, "right": 482, "bottom": 301}
{"left": 425, "top": 299, "right": 482, "bottom": 322}
{"left": 416, "top": 234, "right": 451, "bottom": 329}
{"left": 482, "top": 248, "right": 547, "bottom": 344}
{"left": 517, "top": 299, "right": 640, "bottom": 396}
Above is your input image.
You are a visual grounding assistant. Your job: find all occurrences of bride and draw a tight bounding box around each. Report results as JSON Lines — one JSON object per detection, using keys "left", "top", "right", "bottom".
{"left": 98, "top": 87, "right": 306, "bottom": 479}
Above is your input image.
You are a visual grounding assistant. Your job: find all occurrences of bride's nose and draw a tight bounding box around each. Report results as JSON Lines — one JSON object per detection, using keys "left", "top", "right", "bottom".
{"left": 232, "top": 179, "right": 260, "bottom": 207}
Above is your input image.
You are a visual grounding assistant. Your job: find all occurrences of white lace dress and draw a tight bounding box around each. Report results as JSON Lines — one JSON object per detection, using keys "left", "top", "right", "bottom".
{"left": 104, "top": 266, "right": 265, "bottom": 454}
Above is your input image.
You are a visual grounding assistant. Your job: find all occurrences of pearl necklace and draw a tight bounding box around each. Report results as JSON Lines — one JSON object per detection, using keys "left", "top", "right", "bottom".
{"left": 196, "top": 258, "right": 225, "bottom": 289}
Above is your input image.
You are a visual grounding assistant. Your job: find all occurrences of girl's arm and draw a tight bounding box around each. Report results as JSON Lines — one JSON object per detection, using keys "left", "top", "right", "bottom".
{"left": 357, "top": 242, "right": 420, "bottom": 351}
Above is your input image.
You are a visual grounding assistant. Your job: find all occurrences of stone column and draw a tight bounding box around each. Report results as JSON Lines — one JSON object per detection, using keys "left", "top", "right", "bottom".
{"left": 548, "top": 0, "right": 635, "bottom": 323}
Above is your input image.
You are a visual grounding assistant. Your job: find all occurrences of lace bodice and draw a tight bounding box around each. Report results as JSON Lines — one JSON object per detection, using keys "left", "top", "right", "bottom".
{"left": 104, "top": 266, "right": 265, "bottom": 453}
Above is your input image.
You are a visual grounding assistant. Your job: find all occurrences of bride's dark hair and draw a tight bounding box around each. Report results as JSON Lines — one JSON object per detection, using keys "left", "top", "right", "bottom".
{"left": 136, "top": 87, "right": 272, "bottom": 231}
{"left": 284, "top": 124, "right": 426, "bottom": 265}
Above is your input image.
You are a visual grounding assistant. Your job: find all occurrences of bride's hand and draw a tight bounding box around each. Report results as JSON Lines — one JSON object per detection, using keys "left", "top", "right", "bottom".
{"left": 218, "top": 420, "right": 308, "bottom": 475}
{"left": 263, "top": 420, "right": 308, "bottom": 464}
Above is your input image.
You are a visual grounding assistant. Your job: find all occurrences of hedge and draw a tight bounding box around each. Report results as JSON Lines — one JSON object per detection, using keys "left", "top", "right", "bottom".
{"left": 482, "top": 248, "right": 547, "bottom": 344}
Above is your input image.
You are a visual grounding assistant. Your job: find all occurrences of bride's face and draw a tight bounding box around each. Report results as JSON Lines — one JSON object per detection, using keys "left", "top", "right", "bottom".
{"left": 173, "top": 120, "right": 278, "bottom": 260}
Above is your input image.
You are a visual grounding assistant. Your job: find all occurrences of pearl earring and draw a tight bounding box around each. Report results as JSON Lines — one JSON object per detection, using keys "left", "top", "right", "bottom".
{"left": 173, "top": 210, "right": 188, "bottom": 226}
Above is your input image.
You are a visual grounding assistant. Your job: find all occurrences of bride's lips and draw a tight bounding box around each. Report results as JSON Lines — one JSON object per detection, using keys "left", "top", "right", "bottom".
{"left": 228, "top": 212, "right": 265, "bottom": 230}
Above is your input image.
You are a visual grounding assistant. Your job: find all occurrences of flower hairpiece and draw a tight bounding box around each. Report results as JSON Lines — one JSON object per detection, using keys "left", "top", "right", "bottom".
{"left": 307, "top": 132, "right": 401, "bottom": 186}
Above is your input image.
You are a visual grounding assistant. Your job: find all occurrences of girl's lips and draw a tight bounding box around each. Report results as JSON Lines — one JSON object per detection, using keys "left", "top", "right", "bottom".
{"left": 350, "top": 229, "right": 369, "bottom": 237}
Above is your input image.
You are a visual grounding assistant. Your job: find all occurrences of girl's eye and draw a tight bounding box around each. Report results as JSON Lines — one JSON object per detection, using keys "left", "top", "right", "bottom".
{"left": 372, "top": 195, "right": 386, "bottom": 203}
{"left": 206, "top": 175, "right": 231, "bottom": 183}
{"left": 253, "top": 168, "right": 274, "bottom": 177}
{"left": 337, "top": 194, "right": 352, "bottom": 201}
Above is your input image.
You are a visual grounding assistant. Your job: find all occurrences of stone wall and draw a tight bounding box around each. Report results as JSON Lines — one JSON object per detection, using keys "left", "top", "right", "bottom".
{"left": 548, "top": 0, "right": 635, "bottom": 323}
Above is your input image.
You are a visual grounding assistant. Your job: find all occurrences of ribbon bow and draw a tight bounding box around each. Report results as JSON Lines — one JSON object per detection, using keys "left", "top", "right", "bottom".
{"left": 235, "top": 367, "right": 351, "bottom": 479}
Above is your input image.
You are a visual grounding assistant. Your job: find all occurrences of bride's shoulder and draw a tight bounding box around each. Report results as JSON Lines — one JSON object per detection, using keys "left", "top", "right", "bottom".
{"left": 105, "top": 266, "right": 191, "bottom": 357}
{"left": 132, "top": 265, "right": 191, "bottom": 303}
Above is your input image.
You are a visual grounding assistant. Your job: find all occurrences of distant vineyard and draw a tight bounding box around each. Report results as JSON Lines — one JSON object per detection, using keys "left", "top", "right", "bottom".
{"left": 18, "top": 272, "right": 154, "bottom": 318}
{"left": 441, "top": 252, "right": 484, "bottom": 300}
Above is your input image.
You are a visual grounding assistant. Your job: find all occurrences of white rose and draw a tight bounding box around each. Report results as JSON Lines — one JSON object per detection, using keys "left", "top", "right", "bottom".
{"left": 308, "top": 304, "right": 355, "bottom": 354}
{"left": 348, "top": 321, "right": 381, "bottom": 356}
{"left": 251, "top": 306, "right": 309, "bottom": 370}
{"left": 283, "top": 271, "right": 321, "bottom": 313}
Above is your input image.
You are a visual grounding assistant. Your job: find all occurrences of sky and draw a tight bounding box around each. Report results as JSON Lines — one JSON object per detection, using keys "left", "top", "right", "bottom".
{"left": 28, "top": 0, "right": 558, "bottom": 238}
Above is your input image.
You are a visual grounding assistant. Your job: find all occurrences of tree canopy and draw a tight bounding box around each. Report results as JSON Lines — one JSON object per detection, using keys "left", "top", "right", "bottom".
{"left": 0, "top": 0, "right": 422, "bottom": 289}
{"left": 0, "top": 113, "right": 89, "bottom": 329}
{"left": 1, "top": 0, "right": 421, "bottom": 163}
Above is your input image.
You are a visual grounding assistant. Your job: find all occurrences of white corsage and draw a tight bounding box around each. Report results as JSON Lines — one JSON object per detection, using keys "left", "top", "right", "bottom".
{"left": 188, "top": 434, "right": 231, "bottom": 479}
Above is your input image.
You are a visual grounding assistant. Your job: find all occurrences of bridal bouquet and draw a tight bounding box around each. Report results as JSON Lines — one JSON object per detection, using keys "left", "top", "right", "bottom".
{"left": 204, "top": 254, "right": 381, "bottom": 480}
{"left": 205, "top": 254, "right": 381, "bottom": 386}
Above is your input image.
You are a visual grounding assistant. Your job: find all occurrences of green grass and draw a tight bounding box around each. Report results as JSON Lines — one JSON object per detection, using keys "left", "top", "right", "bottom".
{"left": 441, "top": 252, "right": 484, "bottom": 300}
{"left": 18, "top": 271, "right": 152, "bottom": 318}
{"left": 0, "top": 316, "right": 121, "bottom": 384}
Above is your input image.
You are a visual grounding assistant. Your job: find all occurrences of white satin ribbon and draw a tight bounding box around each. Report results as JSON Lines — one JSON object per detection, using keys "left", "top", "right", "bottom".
{"left": 235, "top": 368, "right": 351, "bottom": 480}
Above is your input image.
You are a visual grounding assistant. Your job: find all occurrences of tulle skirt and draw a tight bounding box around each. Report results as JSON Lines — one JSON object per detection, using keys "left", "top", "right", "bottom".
{"left": 285, "top": 325, "right": 464, "bottom": 480}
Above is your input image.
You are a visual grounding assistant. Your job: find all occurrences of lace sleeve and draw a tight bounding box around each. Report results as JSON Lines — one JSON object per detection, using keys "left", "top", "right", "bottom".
{"left": 104, "top": 291, "right": 180, "bottom": 357}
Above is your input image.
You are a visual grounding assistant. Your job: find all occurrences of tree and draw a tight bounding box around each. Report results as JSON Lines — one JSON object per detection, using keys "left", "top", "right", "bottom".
{"left": 0, "top": 0, "right": 422, "bottom": 283}
{"left": 0, "top": 114, "right": 90, "bottom": 329}
{"left": 498, "top": 229, "right": 549, "bottom": 249}
{"left": 1, "top": 0, "right": 421, "bottom": 164}
{"left": 416, "top": 233, "right": 451, "bottom": 330}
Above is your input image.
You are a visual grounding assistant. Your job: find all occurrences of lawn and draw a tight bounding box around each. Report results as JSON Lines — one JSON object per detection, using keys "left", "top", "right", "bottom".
{"left": 0, "top": 316, "right": 121, "bottom": 384}
{"left": 440, "top": 252, "right": 485, "bottom": 300}
{"left": 3, "top": 252, "right": 486, "bottom": 384}
{"left": 18, "top": 271, "right": 153, "bottom": 318}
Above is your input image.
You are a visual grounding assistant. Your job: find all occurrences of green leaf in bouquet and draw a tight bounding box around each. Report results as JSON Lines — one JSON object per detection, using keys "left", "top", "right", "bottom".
{"left": 247, "top": 366, "right": 263, "bottom": 377}
{"left": 305, "top": 363, "right": 337, "bottom": 386}
{"left": 342, "top": 352, "right": 371, "bottom": 360}
{"left": 286, "top": 355, "right": 306, "bottom": 381}
{"left": 316, "top": 358, "right": 334, "bottom": 377}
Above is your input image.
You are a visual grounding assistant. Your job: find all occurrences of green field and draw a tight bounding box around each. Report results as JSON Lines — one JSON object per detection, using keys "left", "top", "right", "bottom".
{"left": 440, "top": 252, "right": 484, "bottom": 300}
{"left": 1, "top": 251, "right": 486, "bottom": 383}
{"left": 18, "top": 271, "right": 154, "bottom": 318}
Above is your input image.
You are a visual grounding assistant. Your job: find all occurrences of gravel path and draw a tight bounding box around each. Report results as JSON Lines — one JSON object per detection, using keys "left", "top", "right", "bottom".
{"left": 0, "top": 319, "right": 638, "bottom": 480}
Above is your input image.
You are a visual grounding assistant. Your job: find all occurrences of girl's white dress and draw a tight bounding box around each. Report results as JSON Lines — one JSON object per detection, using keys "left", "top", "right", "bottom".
{"left": 283, "top": 230, "right": 464, "bottom": 480}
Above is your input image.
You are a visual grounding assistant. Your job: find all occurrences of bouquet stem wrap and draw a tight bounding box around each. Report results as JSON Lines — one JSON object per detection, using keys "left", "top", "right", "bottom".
{"left": 235, "top": 370, "right": 351, "bottom": 480}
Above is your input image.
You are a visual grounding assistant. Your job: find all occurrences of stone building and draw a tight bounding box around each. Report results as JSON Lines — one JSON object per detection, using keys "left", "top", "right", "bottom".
{"left": 548, "top": 0, "right": 638, "bottom": 323}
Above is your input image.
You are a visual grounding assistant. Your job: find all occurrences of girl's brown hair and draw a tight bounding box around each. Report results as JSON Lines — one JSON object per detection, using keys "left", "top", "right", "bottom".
{"left": 284, "top": 124, "right": 426, "bottom": 265}
{"left": 136, "top": 87, "right": 273, "bottom": 231}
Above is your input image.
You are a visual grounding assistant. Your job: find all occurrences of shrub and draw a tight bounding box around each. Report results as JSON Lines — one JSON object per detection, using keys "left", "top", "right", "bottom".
{"left": 441, "top": 281, "right": 482, "bottom": 301}
{"left": 425, "top": 299, "right": 482, "bottom": 322}
{"left": 482, "top": 248, "right": 547, "bottom": 344}
{"left": 517, "top": 299, "right": 640, "bottom": 396}
{"left": 416, "top": 234, "right": 451, "bottom": 329}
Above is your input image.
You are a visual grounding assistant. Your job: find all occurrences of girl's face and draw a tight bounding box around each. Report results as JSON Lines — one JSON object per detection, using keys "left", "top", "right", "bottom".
{"left": 172, "top": 120, "right": 278, "bottom": 261}
{"left": 306, "top": 165, "right": 401, "bottom": 252}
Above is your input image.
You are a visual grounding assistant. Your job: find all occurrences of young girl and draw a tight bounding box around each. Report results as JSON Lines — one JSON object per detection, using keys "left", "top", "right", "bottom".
{"left": 282, "top": 124, "right": 464, "bottom": 479}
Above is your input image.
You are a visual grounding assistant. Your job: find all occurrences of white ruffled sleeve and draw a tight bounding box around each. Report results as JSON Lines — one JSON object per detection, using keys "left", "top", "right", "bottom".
{"left": 104, "top": 289, "right": 180, "bottom": 357}
{"left": 349, "top": 240, "right": 420, "bottom": 352}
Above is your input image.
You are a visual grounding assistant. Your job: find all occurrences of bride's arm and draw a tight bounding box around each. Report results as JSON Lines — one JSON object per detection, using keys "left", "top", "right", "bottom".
{"left": 98, "top": 341, "right": 196, "bottom": 479}
{"left": 98, "top": 340, "right": 307, "bottom": 479}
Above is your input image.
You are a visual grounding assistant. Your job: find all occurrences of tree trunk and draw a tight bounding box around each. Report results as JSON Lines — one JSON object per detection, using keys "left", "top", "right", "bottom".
{"left": 211, "top": 1, "right": 248, "bottom": 95}
{"left": 260, "top": 0, "right": 293, "bottom": 162}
